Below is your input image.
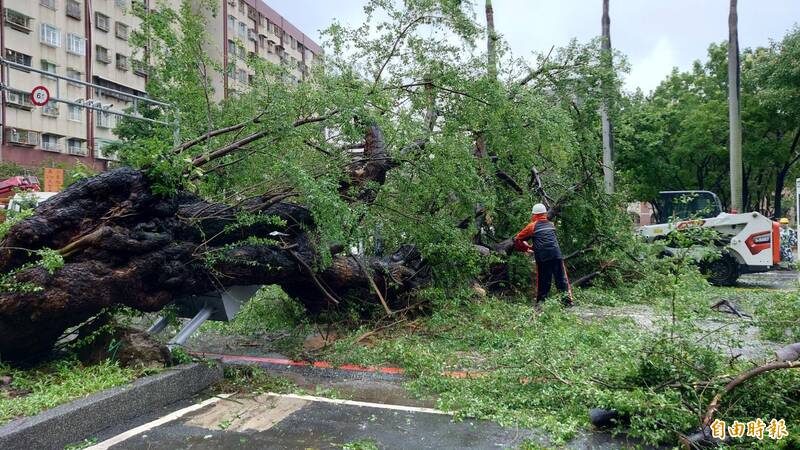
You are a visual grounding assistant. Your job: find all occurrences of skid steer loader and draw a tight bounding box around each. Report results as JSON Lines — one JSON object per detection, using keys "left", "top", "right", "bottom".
{"left": 637, "top": 191, "right": 780, "bottom": 286}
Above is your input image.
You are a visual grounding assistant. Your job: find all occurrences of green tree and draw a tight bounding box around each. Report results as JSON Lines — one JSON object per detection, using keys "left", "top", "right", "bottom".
{"left": 618, "top": 28, "right": 800, "bottom": 216}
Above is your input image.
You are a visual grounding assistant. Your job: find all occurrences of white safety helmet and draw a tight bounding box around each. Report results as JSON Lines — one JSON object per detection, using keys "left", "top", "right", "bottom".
{"left": 531, "top": 203, "right": 547, "bottom": 215}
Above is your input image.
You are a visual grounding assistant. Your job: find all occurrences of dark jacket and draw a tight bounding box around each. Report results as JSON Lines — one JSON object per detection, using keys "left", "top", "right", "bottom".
{"left": 514, "top": 215, "right": 563, "bottom": 262}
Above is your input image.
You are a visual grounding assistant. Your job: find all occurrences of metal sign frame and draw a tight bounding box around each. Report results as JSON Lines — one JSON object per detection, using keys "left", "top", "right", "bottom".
{"left": 0, "top": 57, "right": 179, "bottom": 153}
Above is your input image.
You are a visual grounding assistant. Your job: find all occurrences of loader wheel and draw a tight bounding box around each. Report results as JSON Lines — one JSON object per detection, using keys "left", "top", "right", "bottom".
{"left": 701, "top": 254, "right": 739, "bottom": 286}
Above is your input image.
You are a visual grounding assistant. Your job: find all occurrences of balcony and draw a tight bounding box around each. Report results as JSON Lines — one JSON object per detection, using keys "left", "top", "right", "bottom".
{"left": 41, "top": 137, "right": 63, "bottom": 153}
{"left": 67, "top": 139, "right": 87, "bottom": 156}
{"left": 7, "top": 128, "right": 39, "bottom": 147}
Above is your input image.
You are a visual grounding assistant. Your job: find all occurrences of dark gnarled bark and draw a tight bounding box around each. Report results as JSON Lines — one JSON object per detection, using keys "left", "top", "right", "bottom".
{"left": 0, "top": 167, "right": 429, "bottom": 361}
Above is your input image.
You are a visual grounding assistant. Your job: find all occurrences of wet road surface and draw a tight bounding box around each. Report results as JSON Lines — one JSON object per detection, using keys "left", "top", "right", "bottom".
{"left": 89, "top": 393, "right": 539, "bottom": 450}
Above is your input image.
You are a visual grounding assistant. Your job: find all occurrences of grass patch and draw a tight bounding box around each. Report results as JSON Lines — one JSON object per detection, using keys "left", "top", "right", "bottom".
{"left": 0, "top": 358, "right": 139, "bottom": 425}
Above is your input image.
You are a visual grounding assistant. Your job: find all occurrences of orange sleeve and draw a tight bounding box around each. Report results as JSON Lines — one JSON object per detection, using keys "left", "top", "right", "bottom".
{"left": 515, "top": 222, "right": 535, "bottom": 241}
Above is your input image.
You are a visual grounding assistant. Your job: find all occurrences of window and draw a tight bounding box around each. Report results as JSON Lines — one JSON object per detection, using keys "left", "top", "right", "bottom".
{"left": 237, "top": 22, "right": 246, "bottom": 39}
{"left": 247, "top": 6, "right": 255, "bottom": 19}
{"left": 5, "top": 49, "right": 32, "bottom": 68}
{"left": 115, "top": 22, "right": 128, "bottom": 40}
{"left": 41, "top": 134, "right": 61, "bottom": 151}
{"left": 68, "top": 104, "right": 82, "bottom": 122}
{"left": 67, "top": 34, "right": 85, "bottom": 55}
{"left": 95, "top": 45, "right": 110, "bottom": 63}
{"left": 66, "top": 68, "right": 82, "bottom": 85}
{"left": 227, "top": 39, "right": 239, "bottom": 58}
{"left": 40, "top": 0, "right": 56, "bottom": 10}
{"left": 67, "top": 138, "right": 85, "bottom": 156}
{"left": 115, "top": 53, "right": 128, "bottom": 71}
{"left": 42, "top": 102, "right": 59, "bottom": 118}
{"left": 132, "top": 59, "right": 147, "bottom": 77}
{"left": 96, "top": 111, "right": 113, "bottom": 128}
{"left": 66, "top": 0, "right": 81, "bottom": 19}
{"left": 6, "top": 128, "right": 39, "bottom": 146}
{"left": 6, "top": 90, "right": 34, "bottom": 109}
{"left": 237, "top": 68, "right": 247, "bottom": 84}
{"left": 41, "top": 60, "right": 57, "bottom": 80}
{"left": 227, "top": 14, "right": 235, "bottom": 30}
{"left": 238, "top": 0, "right": 244, "bottom": 13}
{"left": 39, "top": 23, "right": 61, "bottom": 47}
{"left": 115, "top": 0, "right": 128, "bottom": 8}
{"left": 95, "top": 12, "right": 110, "bottom": 31}
{"left": 4, "top": 9, "right": 33, "bottom": 33}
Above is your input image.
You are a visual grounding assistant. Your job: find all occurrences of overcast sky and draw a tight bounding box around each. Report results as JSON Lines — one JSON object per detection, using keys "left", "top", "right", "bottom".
{"left": 267, "top": 0, "right": 798, "bottom": 94}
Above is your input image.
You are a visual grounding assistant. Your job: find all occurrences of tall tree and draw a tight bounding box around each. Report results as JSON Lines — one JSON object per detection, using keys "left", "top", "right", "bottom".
{"left": 600, "top": 0, "right": 615, "bottom": 193}
{"left": 728, "top": 0, "right": 743, "bottom": 211}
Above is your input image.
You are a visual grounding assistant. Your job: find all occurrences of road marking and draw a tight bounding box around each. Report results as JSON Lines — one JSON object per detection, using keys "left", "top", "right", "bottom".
{"left": 86, "top": 392, "right": 449, "bottom": 449}
{"left": 271, "top": 393, "right": 452, "bottom": 415}
{"left": 186, "top": 394, "right": 308, "bottom": 432}
{"left": 85, "top": 394, "right": 232, "bottom": 450}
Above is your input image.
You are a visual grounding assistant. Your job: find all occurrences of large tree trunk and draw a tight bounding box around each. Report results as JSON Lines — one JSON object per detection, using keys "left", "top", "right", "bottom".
{"left": 728, "top": 0, "right": 743, "bottom": 212}
{"left": 0, "top": 168, "right": 429, "bottom": 362}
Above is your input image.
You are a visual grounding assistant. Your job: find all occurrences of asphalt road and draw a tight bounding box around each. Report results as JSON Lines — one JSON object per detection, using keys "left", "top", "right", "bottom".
{"left": 87, "top": 393, "right": 539, "bottom": 450}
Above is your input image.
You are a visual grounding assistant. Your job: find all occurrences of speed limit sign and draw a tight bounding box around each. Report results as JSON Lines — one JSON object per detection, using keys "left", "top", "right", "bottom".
{"left": 30, "top": 85, "right": 50, "bottom": 106}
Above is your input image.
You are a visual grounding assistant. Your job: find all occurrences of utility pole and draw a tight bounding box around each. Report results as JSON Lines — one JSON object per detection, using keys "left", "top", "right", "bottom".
{"left": 728, "top": 0, "right": 743, "bottom": 212}
{"left": 485, "top": 0, "right": 497, "bottom": 82}
{"left": 600, "top": 0, "right": 614, "bottom": 194}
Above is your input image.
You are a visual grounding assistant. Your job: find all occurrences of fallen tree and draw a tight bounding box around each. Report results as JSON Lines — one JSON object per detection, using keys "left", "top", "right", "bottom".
{"left": 0, "top": 166, "right": 429, "bottom": 361}
{"left": 0, "top": 0, "right": 643, "bottom": 361}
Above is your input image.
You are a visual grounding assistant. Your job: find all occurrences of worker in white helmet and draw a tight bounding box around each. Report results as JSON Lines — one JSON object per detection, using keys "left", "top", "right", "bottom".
{"left": 513, "top": 203, "right": 573, "bottom": 306}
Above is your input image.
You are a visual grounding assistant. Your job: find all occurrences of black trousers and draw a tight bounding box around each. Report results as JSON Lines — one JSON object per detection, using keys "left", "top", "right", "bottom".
{"left": 534, "top": 258, "right": 572, "bottom": 303}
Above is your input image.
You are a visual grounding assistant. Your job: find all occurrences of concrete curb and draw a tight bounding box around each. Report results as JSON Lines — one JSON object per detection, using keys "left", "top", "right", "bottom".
{"left": 0, "top": 362, "right": 223, "bottom": 450}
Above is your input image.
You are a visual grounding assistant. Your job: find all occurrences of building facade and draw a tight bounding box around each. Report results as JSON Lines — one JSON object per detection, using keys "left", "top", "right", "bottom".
{"left": 0, "top": 0, "right": 319, "bottom": 170}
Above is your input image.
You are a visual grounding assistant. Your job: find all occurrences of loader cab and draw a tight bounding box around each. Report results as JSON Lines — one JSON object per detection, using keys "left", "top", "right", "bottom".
{"left": 652, "top": 191, "right": 723, "bottom": 224}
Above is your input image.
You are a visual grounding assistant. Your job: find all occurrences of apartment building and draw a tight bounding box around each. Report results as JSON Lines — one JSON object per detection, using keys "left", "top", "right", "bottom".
{"left": 218, "top": 0, "right": 321, "bottom": 99}
{"left": 0, "top": 0, "right": 320, "bottom": 170}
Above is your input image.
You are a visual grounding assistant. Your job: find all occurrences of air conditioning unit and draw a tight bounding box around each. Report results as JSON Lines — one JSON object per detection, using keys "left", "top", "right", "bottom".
{"left": 7, "top": 92, "right": 22, "bottom": 104}
{"left": 247, "top": 29, "right": 257, "bottom": 42}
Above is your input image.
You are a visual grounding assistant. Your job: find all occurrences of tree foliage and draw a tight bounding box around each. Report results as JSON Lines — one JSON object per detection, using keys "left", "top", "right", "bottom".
{"left": 618, "top": 27, "right": 800, "bottom": 216}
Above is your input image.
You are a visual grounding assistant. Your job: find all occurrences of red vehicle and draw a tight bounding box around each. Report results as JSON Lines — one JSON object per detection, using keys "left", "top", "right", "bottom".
{"left": 0, "top": 176, "right": 41, "bottom": 206}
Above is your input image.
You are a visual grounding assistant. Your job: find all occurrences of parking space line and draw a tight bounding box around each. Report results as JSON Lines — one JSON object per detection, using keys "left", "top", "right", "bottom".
{"left": 85, "top": 394, "right": 232, "bottom": 450}
{"left": 271, "top": 392, "right": 451, "bottom": 415}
